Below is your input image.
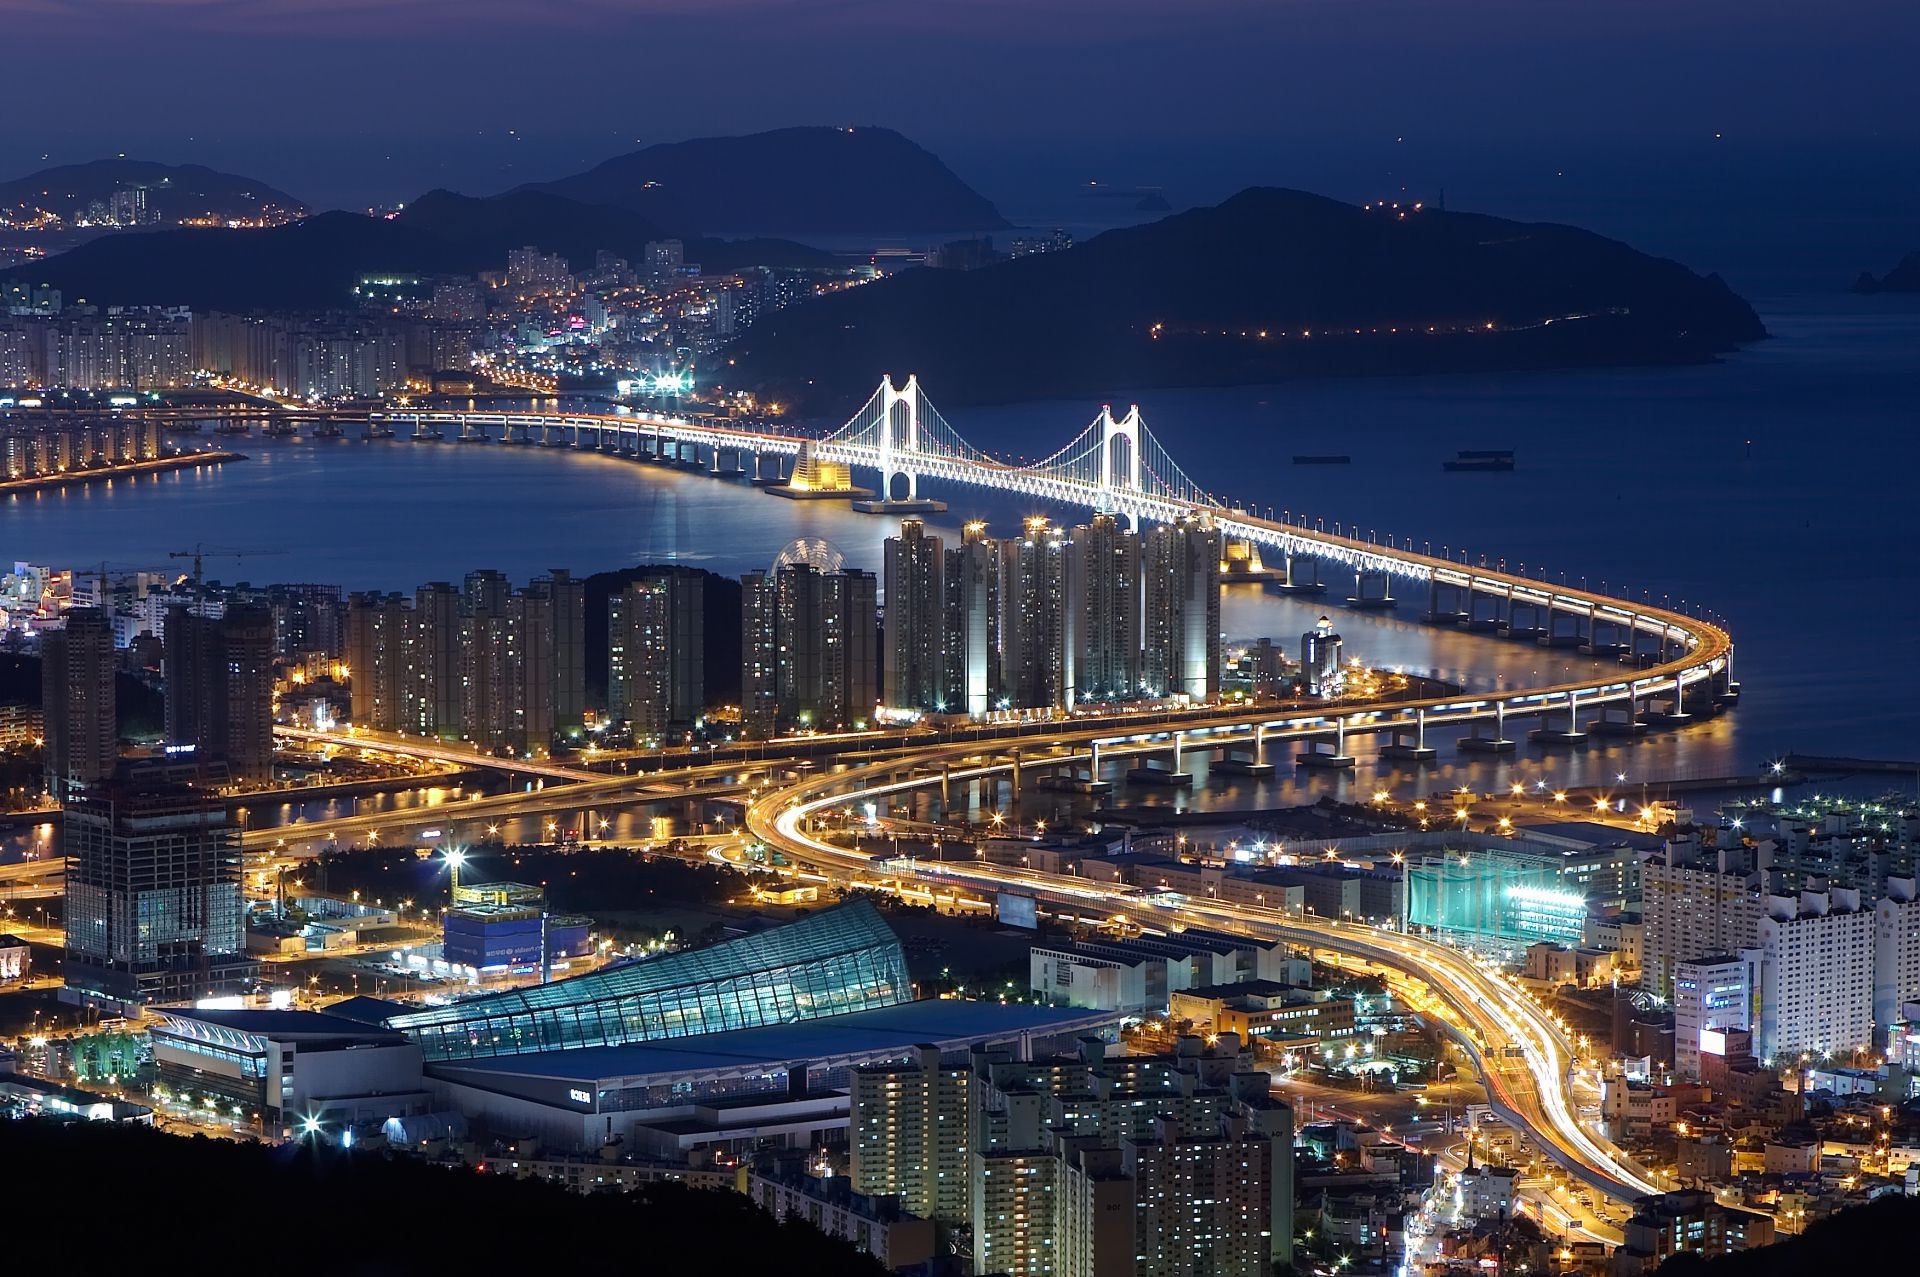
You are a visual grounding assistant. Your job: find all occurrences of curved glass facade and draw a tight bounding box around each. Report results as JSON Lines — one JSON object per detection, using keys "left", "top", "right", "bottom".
{"left": 388, "top": 898, "right": 912, "bottom": 1061}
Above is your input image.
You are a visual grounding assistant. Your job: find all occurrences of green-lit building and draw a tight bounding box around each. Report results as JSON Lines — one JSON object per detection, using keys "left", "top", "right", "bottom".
{"left": 1404, "top": 845, "right": 1591, "bottom": 950}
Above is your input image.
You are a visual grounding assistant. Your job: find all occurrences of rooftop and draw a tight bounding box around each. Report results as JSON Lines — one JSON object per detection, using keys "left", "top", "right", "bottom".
{"left": 426, "top": 1000, "right": 1117, "bottom": 1086}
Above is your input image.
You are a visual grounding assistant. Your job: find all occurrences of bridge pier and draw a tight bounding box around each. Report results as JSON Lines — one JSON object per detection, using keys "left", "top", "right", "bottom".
{"left": 1584, "top": 615, "right": 1631, "bottom": 658}
{"left": 1213, "top": 723, "right": 1275, "bottom": 776}
{"left": 1591, "top": 686, "right": 1651, "bottom": 738}
{"left": 1529, "top": 690, "right": 1590, "bottom": 745}
{"left": 1425, "top": 579, "right": 1471, "bottom": 625}
{"left": 1346, "top": 568, "right": 1396, "bottom": 611}
{"left": 1543, "top": 605, "right": 1589, "bottom": 648}
{"left": 1642, "top": 675, "right": 1693, "bottom": 725}
{"left": 1126, "top": 732, "right": 1193, "bottom": 787}
{"left": 1296, "top": 716, "right": 1355, "bottom": 769}
{"left": 1268, "top": 554, "right": 1326, "bottom": 596}
{"left": 1463, "top": 588, "right": 1506, "bottom": 632}
{"left": 1379, "top": 709, "right": 1439, "bottom": 763}
{"left": 1458, "top": 700, "right": 1517, "bottom": 754}
{"left": 1504, "top": 598, "right": 1547, "bottom": 642}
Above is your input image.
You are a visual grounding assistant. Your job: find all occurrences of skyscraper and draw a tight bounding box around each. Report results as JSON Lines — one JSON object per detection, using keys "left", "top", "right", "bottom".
{"left": 63, "top": 759, "right": 252, "bottom": 1010}
{"left": 345, "top": 591, "right": 407, "bottom": 731}
{"left": 740, "top": 564, "right": 878, "bottom": 735}
{"left": 943, "top": 521, "right": 1000, "bottom": 717}
{"left": 1300, "top": 616, "right": 1344, "bottom": 699}
{"left": 609, "top": 570, "right": 706, "bottom": 737}
{"left": 41, "top": 607, "right": 117, "bottom": 802}
{"left": 1067, "top": 512, "right": 1141, "bottom": 702}
{"left": 163, "top": 603, "right": 275, "bottom": 783}
{"left": 406, "top": 582, "right": 463, "bottom": 737}
{"left": 998, "top": 517, "right": 1070, "bottom": 710}
{"left": 883, "top": 518, "right": 945, "bottom": 712}
{"left": 538, "top": 569, "right": 586, "bottom": 734}
{"left": 1142, "top": 512, "right": 1221, "bottom": 701}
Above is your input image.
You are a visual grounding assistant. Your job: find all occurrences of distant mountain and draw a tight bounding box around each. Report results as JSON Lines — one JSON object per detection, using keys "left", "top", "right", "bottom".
{"left": 723, "top": 187, "right": 1767, "bottom": 409}
{"left": 1852, "top": 251, "right": 1920, "bottom": 293}
{"left": 0, "top": 159, "right": 305, "bottom": 226}
{"left": 517, "top": 126, "right": 1008, "bottom": 235}
{"left": 13, "top": 194, "right": 832, "bottom": 310}
{"left": 393, "top": 189, "right": 830, "bottom": 272}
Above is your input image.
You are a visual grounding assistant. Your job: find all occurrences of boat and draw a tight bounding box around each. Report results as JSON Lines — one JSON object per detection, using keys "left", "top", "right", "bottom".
{"left": 1293, "top": 454, "right": 1352, "bottom": 465}
{"left": 1443, "top": 449, "right": 1515, "bottom": 472}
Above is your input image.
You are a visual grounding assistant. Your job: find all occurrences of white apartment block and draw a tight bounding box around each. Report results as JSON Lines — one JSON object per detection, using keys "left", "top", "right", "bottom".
{"left": 1754, "top": 889, "right": 1875, "bottom": 1063}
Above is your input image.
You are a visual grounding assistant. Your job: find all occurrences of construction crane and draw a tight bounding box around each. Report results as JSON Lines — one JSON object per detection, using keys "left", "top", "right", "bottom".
{"left": 168, "top": 544, "right": 286, "bottom": 587}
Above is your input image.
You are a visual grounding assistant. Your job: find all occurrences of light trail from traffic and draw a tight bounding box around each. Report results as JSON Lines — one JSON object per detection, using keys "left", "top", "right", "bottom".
{"left": 746, "top": 738, "right": 1663, "bottom": 1203}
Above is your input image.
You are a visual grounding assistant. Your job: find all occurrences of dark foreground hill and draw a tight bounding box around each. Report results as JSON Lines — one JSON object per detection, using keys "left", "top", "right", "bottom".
{"left": 724, "top": 187, "right": 1767, "bottom": 409}
{"left": 519, "top": 125, "right": 1009, "bottom": 234}
{"left": 12, "top": 194, "right": 828, "bottom": 310}
{"left": 0, "top": 158, "right": 306, "bottom": 224}
{"left": 0, "top": 1117, "right": 885, "bottom": 1276}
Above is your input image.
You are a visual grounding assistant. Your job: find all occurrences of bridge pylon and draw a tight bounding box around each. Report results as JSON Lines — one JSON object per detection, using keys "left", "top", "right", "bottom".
{"left": 853, "top": 373, "right": 947, "bottom": 513}
{"left": 1096, "top": 404, "right": 1144, "bottom": 525}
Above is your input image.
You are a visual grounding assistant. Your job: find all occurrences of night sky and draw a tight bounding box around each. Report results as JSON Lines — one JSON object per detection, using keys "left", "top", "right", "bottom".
{"left": 8, "top": 0, "right": 1918, "bottom": 217}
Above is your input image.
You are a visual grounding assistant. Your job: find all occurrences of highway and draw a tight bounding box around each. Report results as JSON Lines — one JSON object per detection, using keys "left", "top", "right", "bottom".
{"left": 745, "top": 737, "right": 1664, "bottom": 1205}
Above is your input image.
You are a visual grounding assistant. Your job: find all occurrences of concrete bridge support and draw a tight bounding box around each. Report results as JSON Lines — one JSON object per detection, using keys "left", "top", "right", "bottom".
{"left": 1425, "top": 579, "right": 1471, "bottom": 625}
{"left": 1379, "top": 709, "right": 1438, "bottom": 763}
{"left": 1458, "top": 700, "right": 1516, "bottom": 754}
{"left": 1271, "top": 554, "right": 1326, "bottom": 596}
{"left": 1529, "top": 690, "right": 1590, "bottom": 745}
{"left": 1213, "top": 724, "right": 1276, "bottom": 776}
{"left": 1347, "top": 569, "right": 1397, "bottom": 611}
{"left": 1126, "top": 732, "right": 1194, "bottom": 787}
{"left": 1297, "top": 716, "right": 1355, "bottom": 769}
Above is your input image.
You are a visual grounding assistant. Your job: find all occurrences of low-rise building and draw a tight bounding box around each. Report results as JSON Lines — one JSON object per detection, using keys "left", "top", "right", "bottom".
{"left": 1612, "top": 1190, "right": 1774, "bottom": 1273}
{"left": 1168, "top": 980, "right": 1356, "bottom": 1046}
{"left": 740, "top": 1155, "right": 937, "bottom": 1271}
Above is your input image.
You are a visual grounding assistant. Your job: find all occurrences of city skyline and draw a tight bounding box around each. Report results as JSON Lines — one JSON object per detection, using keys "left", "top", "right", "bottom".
{"left": 1, "top": 4, "right": 1914, "bottom": 1274}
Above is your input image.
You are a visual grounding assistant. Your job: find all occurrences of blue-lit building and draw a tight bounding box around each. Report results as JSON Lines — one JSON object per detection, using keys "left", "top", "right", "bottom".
{"left": 441, "top": 881, "right": 593, "bottom": 972}
{"left": 391, "top": 897, "right": 914, "bottom": 1061}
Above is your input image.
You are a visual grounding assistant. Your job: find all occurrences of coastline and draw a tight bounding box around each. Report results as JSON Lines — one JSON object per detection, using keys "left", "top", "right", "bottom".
{"left": 0, "top": 450, "right": 246, "bottom": 496}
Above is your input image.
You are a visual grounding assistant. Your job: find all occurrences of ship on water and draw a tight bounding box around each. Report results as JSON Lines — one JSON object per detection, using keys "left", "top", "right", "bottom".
{"left": 1443, "top": 448, "right": 1515, "bottom": 472}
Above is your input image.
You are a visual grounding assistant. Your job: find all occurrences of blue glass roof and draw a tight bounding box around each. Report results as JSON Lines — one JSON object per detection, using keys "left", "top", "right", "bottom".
{"left": 386, "top": 898, "right": 913, "bottom": 1060}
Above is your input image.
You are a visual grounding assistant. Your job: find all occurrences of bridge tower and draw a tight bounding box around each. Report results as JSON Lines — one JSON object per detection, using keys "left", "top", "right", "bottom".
{"left": 879, "top": 375, "right": 921, "bottom": 503}
{"left": 1097, "top": 404, "right": 1144, "bottom": 525}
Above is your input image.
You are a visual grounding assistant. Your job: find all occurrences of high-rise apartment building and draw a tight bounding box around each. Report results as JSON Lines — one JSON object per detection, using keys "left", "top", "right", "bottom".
{"left": 1142, "top": 512, "right": 1220, "bottom": 701}
{"left": 1641, "top": 841, "right": 1767, "bottom": 1000}
{"left": 849, "top": 1045, "right": 973, "bottom": 1226}
{"left": 345, "top": 592, "right": 408, "bottom": 731}
{"left": 1753, "top": 888, "right": 1875, "bottom": 1062}
{"left": 1067, "top": 513, "right": 1140, "bottom": 702}
{"left": 998, "top": 517, "right": 1070, "bottom": 710}
{"left": 942, "top": 522, "right": 1000, "bottom": 717}
{"left": 347, "top": 572, "right": 581, "bottom": 755}
{"left": 740, "top": 564, "right": 876, "bottom": 735}
{"left": 1673, "top": 954, "right": 1758, "bottom": 1080}
{"left": 163, "top": 603, "right": 275, "bottom": 784}
{"left": 41, "top": 608, "right": 117, "bottom": 802}
{"left": 883, "top": 519, "right": 945, "bottom": 712}
{"left": 1874, "top": 877, "right": 1920, "bottom": 1038}
{"left": 537, "top": 569, "right": 586, "bottom": 734}
{"left": 406, "top": 582, "right": 463, "bottom": 736}
{"left": 62, "top": 759, "right": 252, "bottom": 1010}
{"left": 609, "top": 570, "right": 706, "bottom": 736}
{"left": 853, "top": 1037, "right": 1291, "bottom": 1277}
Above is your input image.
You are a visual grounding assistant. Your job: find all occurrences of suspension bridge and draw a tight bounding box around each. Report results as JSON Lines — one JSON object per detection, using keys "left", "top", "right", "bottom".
{"left": 374, "top": 374, "right": 1734, "bottom": 736}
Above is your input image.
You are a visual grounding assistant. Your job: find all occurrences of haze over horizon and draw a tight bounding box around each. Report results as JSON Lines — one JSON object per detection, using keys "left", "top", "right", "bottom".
{"left": 9, "top": 0, "right": 1918, "bottom": 231}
